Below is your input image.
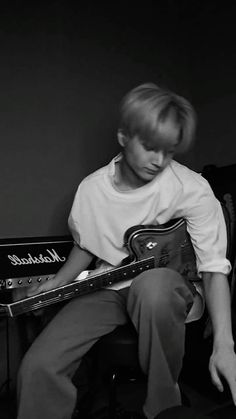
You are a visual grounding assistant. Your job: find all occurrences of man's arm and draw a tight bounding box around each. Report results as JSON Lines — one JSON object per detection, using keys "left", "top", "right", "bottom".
{"left": 26, "top": 244, "right": 94, "bottom": 296}
{"left": 203, "top": 271, "right": 236, "bottom": 404}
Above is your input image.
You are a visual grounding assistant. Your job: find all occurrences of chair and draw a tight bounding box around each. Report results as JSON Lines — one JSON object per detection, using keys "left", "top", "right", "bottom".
{"left": 80, "top": 164, "right": 236, "bottom": 419}
{"left": 91, "top": 323, "right": 142, "bottom": 419}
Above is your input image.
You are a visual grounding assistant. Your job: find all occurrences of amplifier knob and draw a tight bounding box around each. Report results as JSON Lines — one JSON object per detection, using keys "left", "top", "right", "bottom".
{"left": 18, "top": 279, "right": 23, "bottom": 285}
{"left": 37, "top": 277, "right": 42, "bottom": 282}
{"left": 28, "top": 278, "right": 32, "bottom": 283}
{"left": 7, "top": 280, "right": 12, "bottom": 286}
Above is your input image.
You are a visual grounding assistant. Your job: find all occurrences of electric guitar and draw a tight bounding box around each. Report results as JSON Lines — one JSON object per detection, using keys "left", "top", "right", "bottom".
{"left": 0, "top": 218, "right": 199, "bottom": 318}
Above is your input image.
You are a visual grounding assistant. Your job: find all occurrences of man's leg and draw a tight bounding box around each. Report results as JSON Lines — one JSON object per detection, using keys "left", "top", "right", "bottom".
{"left": 127, "top": 268, "right": 194, "bottom": 419}
{"left": 17, "top": 288, "right": 128, "bottom": 419}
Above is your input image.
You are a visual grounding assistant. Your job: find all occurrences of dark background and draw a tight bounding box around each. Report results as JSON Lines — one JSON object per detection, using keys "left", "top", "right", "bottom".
{"left": 1, "top": 1, "right": 236, "bottom": 238}
{"left": 1, "top": 1, "right": 236, "bottom": 409}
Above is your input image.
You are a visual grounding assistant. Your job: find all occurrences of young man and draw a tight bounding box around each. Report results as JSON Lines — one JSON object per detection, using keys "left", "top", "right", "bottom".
{"left": 17, "top": 83, "right": 236, "bottom": 419}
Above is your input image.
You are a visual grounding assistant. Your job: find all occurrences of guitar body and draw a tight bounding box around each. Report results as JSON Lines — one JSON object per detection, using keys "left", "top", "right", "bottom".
{"left": 0, "top": 219, "right": 199, "bottom": 317}
{"left": 125, "top": 219, "right": 198, "bottom": 281}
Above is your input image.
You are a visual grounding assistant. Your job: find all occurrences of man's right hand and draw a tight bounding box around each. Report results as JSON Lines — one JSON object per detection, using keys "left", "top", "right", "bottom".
{"left": 26, "top": 276, "right": 57, "bottom": 297}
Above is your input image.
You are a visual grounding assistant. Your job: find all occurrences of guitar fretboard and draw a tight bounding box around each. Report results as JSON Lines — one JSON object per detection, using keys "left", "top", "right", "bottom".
{"left": 7, "top": 256, "right": 155, "bottom": 317}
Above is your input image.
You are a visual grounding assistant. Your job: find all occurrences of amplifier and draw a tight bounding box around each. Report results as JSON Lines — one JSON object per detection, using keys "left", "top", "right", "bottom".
{"left": 0, "top": 236, "right": 73, "bottom": 290}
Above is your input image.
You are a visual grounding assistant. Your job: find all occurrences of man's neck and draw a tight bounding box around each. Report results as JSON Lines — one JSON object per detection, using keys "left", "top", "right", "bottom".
{"left": 113, "top": 159, "right": 147, "bottom": 191}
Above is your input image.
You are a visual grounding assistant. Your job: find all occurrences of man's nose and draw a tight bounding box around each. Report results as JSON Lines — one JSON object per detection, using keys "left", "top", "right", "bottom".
{"left": 152, "top": 151, "right": 164, "bottom": 167}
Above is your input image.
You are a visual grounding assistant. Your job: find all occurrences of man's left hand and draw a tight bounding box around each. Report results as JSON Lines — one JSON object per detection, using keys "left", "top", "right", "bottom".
{"left": 209, "top": 343, "right": 236, "bottom": 404}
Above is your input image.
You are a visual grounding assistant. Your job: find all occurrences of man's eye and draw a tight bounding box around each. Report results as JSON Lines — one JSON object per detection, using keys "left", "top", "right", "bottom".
{"left": 143, "top": 143, "right": 155, "bottom": 151}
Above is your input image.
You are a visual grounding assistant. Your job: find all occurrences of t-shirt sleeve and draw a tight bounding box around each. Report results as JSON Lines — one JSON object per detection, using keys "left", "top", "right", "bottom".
{"left": 185, "top": 188, "right": 231, "bottom": 275}
{"left": 68, "top": 185, "right": 83, "bottom": 247}
{"left": 68, "top": 214, "right": 81, "bottom": 246}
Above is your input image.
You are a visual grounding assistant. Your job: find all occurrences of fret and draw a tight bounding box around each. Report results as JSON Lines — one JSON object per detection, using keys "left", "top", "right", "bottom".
{"left": 6, "top": 257, "right": 155, "bottom": 317}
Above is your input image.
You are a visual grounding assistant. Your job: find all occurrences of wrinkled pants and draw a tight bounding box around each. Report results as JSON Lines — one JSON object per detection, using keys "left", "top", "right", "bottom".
{"left": 17, "top": 268, "right": 194, "bottom": 419}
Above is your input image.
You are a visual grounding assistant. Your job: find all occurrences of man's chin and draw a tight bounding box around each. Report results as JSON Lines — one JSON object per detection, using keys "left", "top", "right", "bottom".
{"left": 143, "top": 169, "right": 162, "bottom": 179}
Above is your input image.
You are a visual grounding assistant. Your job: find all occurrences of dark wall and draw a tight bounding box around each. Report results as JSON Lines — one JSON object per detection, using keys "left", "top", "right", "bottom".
{"left": 0, "top": 2, "right": 193, "bottom": 238}
{"left": 1, "top": 2, "right": 236, "bottom": 238}
{"left": 184, "top": 2, "right": 236, "bottom": 171}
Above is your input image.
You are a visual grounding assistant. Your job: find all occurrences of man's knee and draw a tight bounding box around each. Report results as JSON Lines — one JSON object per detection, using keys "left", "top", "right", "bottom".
{"left": 129, "top": 268, "right": 182, "bottom": 301}
{"left": 128, "top": 268, "right": 192, "bottom": 316}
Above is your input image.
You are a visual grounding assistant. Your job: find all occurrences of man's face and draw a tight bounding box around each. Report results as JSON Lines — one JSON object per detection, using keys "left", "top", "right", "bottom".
{"left": 121, "top": 118, "right": 180, "bottom": 185}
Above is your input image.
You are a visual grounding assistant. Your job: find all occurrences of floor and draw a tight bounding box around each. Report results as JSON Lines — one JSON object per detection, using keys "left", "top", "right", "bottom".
{"left": 1, "top": 379, "right": 236, "bottom": 419}
{"left": 1, "top": 316, "right": 236, "bottom": 419}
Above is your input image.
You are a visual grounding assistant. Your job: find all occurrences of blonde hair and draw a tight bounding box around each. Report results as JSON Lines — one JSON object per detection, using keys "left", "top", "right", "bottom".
{"left": 119, "top": 83, "right": 196, "bottom": 152}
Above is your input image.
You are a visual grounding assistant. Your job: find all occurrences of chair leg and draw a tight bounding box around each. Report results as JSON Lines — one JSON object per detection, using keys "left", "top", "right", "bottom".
{"left": 108, "top": 371, "right": 118, "bottom": 419}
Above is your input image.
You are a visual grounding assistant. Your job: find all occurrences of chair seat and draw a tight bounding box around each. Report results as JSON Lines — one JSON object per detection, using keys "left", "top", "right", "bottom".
{"left": 94, "top": 323, "right": 141, "bottom": 371}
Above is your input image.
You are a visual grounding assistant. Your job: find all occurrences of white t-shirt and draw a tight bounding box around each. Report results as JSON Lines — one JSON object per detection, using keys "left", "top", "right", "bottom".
{"left": 69, "top": 155, "right": 230, "bottom": 274}
{"left": 68, "top": 155, "right": 231, "bottom": 322}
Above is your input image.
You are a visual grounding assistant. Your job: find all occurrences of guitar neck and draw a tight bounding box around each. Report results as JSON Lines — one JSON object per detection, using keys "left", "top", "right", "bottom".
{"left": 2, "top": 256, "right": 155, "bottom": 317}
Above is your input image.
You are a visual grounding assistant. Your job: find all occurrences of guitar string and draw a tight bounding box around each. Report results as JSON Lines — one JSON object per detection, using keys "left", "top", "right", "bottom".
{"left": 10, "top": 245, "right": 197, "bottom": 315}
{"left": 12, "top": 258, "right": 155, "bottom": 314}
{"left": 4, "top": 243, "right": 194, "bottom": 289}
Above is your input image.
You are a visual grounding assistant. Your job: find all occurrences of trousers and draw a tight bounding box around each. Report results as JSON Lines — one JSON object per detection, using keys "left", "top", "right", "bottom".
{"left": 17, "top": 268, "right": 194, "bottom": 419}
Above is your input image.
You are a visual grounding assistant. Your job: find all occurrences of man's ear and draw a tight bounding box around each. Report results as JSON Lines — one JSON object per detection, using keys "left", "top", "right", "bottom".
{"left": 117, "top": 130, "right": 128, "bottom": 147}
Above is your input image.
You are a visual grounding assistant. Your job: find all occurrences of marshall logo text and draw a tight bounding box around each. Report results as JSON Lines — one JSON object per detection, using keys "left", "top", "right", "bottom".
{"left": 7, "top": 248, "right": 66, "bottom": 266}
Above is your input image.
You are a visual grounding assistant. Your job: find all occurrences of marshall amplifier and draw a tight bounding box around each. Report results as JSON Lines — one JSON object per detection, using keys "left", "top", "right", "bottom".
{"left": 0, "top": 236, "right": 73, "bottom": 396}
{"left": 0, "top": 236, "right": 73, "bottom": 291}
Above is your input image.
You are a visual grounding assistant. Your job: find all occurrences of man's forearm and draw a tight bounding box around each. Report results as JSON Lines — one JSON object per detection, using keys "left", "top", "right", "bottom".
{"left": 54, "top": 244, "right": 94, "bottom": 287}
{"left": 203, "top": 272, "right": 234, "bottom": 348}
